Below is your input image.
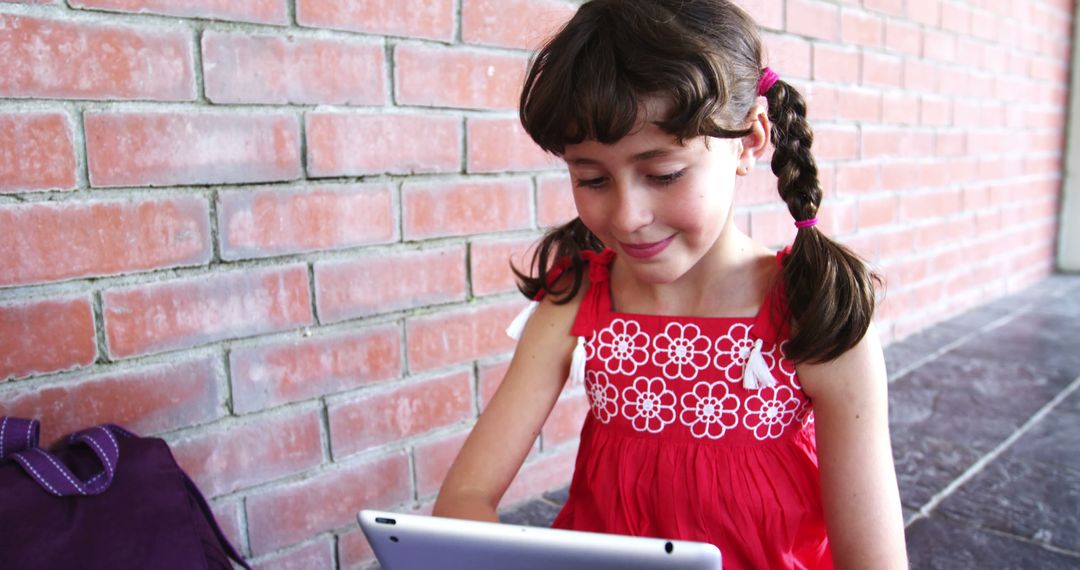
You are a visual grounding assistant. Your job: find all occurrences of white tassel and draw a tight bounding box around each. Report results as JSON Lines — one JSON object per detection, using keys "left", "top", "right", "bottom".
{"left": 568, "top": 336, "right": 586, "bottom": 386}
{"left": 505, "top": 300, "right": 539, "bottom": 340}
{"left": 742, "top": 338, "right": 778, "bottom": 390}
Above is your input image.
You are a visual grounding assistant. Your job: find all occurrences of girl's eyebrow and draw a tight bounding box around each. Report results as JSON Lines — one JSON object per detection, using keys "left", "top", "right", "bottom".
{"left": 566, "top": 148, "right": 680, "bottom": 166}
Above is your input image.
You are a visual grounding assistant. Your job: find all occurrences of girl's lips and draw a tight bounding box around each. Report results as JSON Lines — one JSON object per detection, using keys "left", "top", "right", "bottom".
{"left": 618, "top": 235, "right": 675, "bottom": 259}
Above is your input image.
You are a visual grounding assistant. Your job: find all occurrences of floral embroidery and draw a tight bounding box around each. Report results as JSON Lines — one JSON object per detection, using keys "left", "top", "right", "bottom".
{"left": 797, "top": 400, "right": 815, "bottom": 427}
{"left": 743, "top": 385, "right": 802, "bottom": 440}
{"left": 776, "top": 340, "right": 800, "bottom": 389}
{"left": 680, "top": 381, "right": 740, "bottom": 439}
{"left": 652, "top": 322, "right": 712, "bottom": 381}
{"left": 595, "top": 319, "right": 651, "bottom": 375}
{"left": 621, "top": 377, "right": 677, "bottom": 434}
{"left": 714, "top": 323, "right": 776, "bottom": 383}
{"left": 586, "top": 371, "right": 620, "bottom": 423}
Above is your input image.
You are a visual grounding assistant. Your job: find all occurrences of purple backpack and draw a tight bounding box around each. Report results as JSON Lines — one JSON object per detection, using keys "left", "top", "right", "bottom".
{"left": 0, "top": 417, "right": 250, "bottom": 570}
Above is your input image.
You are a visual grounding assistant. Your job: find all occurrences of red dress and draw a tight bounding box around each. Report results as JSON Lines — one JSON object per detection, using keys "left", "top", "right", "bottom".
{"left": 550, "top": 249, "right": 832, "bottom": 569}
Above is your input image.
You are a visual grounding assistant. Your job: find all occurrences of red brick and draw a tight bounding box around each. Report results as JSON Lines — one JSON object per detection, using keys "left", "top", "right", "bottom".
{"left": 0, "top": 197, "right": 211, "bottom": 287}
{"left": 305, "top": 112, "right": 461, "bottom": 177}
{"left": 537, "top": 175, "right": 576, "bottom": 227}
{"left": 885, "top": 20, "right": 922, "bottom": 56}
{"left": 968, "top": 9, "right": 1000, "bottom": 42}
{"left": 171, "top": 407, "right": 323, "bottom": 497}
{"left": 761, "top": 33, "right": 812, "bottom": 79}
{"left": 734, "top": 167, "right": 780, "bottom": 208}
{"left": 103, "top": 265, "right": 313, "bottom": 359}
{"left": 812, "top": 44, "right": 860, "bottom": 83}
{"left": 414, "top": 429, "right": 470, "bottom": 498}
{"left": 71, "top": 0, "right": 286, "bottom": 23}
{"left": 739, "top": 0, "right": 784, "bottom": 30}
{"left": 85, "top": 112, "right": 301, "bottom": 187}
{"left": 857, "top": 194, "right": 898, "bottom": 229}
{"left": 471, "top": 236, "right": 536, "bottom": 297}
{"left": 406, "top": 301, "right": 522, "bottom": 373}
{"left": 920, "top": 96, "right": 952, "bottom": 127}
{"left": 923, "top": 29, "right": 957, "bottom": 63}
{"left": 861, "top": 127, "right": 934, "bottom": 159}
{"left": 786, "top": 0, "right": 840, "bottom": 41}
{"left": 906, "top": 0, "right": 941, "bottom": 27}
{"left": 219, "top": 184, "right": 394, "bottom": 260}
{"left": 203, "top": 32, "right": 384, "bottom": 105}
{"left": 804, "top": 83, "right": 839, "bottom": 122}
{"left": 812, "top": 125, "right": 859, "bottom": 162}
{"left": 500, "top": 445, "right": 576, "bottom": 507}
{"left": 862, "top": 52, "right": 903, "bottom": 88}
{"left": 940, "top": 1, "right": 971, "bottom": 34}
{"left": 901, "top": 189, "right": 963, "bottom": 221}
{"left": 0, "top": 112, "right": 76, "bottom": 193}
{"left": 467, "top": 117, "right": 561, "bottom": 173}
{"left": 904, "top": 59, "right": 939, "bottom": 93}
{"left": 297, "top": 0, "right": 453, "bottom": 41}
{"left": 231, "top": 324, "right": 402, "bottom": 414}
{"left": 252, "top": 539, "right": 334, "bottom": 570}
{"left": 478, "top": 357, "right": 512, "bottom": 411}
{"left": 862, "top": 0, "right": 905, "bottom": 16}
{"left": 314, "top": 246, "right": 466, "bottom": 323}
{"left": 394, "top": 44, "right": 526, "bottom": 111}
{"left": 0, "top": 355, "right": 224, "bottom": 444}
{"left": 246, "top": 452, "right": 410, "bottom": 555}
{"left": 462, "top": 0, "right": 577, "bottom": 49}
{"left": 338, "top": 527, "right": 377, "bottom": 570}
{"left": 881, "top": 92, "right": 921, "bottom": 126}
{"left": 836, "top": 88, "right": 882, "bottom": 123}
{"left": 541, "top": 391, "right": 587, "bottom": 449}
{"left": 209, "top": 499, "right": 246, "bottom": 556}
{"left": 840, "top": 8, "right": 884, "bottom": 48}
{"left": 0, "top": 14, "right": 194, "bottom": 100}
{"left": 403, "top": 178, "right": 532, "bottom": 239}
{"left": 328, "top": 371, "right": 472, "bottom": 459}
{"left": 749, "top": 205, "right": 796, "bottom": 248}
{"left": 0, "top": 296, "right": 96, "bottom": 381}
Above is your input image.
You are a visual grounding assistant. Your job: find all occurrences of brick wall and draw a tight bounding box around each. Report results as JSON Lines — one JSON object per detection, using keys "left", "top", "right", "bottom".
{"left": 0, "top": 0, "right": 1071, "bottom": 568}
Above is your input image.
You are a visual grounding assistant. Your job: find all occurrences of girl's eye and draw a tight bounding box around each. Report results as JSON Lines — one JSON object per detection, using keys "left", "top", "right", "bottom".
{"left": 574, "top": 176, "right": 607, "bottom": 189}
{"left": 650, "top": 169, "right": 687, "bottom": 185}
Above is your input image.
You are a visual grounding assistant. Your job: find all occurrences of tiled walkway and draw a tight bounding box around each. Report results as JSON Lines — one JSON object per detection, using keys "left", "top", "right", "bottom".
{"left": 502, "top": 274, "right": 1080, "bottom": 568}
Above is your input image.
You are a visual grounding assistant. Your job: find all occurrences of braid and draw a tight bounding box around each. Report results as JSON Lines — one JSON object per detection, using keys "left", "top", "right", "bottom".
{"left": 762, "top": 77, "right": 880, "bottom": 364}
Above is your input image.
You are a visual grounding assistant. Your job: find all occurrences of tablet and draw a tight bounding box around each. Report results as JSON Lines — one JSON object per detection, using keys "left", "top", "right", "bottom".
{"left": 358, "top": 509, "right": 722, "bottom": 570}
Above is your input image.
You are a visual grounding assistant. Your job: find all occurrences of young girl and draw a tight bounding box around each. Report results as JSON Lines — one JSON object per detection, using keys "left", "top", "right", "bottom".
{"left": 434, "top": 1, "right": 908, "bottom": 567}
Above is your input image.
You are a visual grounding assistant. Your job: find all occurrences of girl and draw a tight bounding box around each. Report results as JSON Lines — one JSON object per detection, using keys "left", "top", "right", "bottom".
{"left": 434, "top": 1, "right": 908, "bottom": 567}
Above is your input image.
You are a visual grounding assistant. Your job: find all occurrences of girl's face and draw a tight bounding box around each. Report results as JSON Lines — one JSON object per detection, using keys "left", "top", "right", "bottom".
{"left": 563, "top": 99, "right": 747, "bottom": 286}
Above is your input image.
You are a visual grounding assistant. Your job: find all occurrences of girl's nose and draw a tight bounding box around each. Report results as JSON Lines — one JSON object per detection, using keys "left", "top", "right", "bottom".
{"left": 610, "top": 184, "right": 653, "bottom": 235}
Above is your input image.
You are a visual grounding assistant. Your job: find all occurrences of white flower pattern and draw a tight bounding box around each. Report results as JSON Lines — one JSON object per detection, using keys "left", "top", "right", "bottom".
{"left": 595, "top": 319, "right": 651, "bottom": 375}
{"left": 680, "top": 381, "right": 740, "bottom": 439}
{"left": 742, "top": 385, "right": 802, "bottom": 440}
{"left": 586, "top": 371, "right": 619, "bottom": 423}
{"left": 714, "top": 323, "right": 777, "bottom": 383}
{"left": 621, "top": 377, "right": 677, "bottom": 434}
{"left": 652, "top": 322, "right": 712, "bottom": 381}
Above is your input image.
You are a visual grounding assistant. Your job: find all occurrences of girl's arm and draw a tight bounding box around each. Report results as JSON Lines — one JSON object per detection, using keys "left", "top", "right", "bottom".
{"left": 797, "top": 322, "right": 909, "bottom": 569}
{"left": 432, "top": 292, "right": 581, "bottom": 522}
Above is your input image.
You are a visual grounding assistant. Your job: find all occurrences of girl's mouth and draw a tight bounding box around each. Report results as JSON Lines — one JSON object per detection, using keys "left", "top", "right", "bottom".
{"left": 618, "top": 235, "right": 676, "bottom": 259}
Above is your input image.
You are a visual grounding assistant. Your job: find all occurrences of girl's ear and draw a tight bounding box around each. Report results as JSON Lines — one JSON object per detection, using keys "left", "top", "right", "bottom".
{"left": 736, "top": 103, "right": 771, "bottom": 176}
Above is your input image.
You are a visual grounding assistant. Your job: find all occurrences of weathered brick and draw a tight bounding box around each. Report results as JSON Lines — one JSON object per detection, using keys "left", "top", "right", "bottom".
{"left": 85, "top": 112, "right": 301, "bottom": 187}
{"left": 786, "top": 0, "right": 840, "bottom": 41}
{"left": 297, "top": 0, "right": 454, "bottom": 41}
{"left": 738, "top": 0, "right": 784, "bottom": 30}
{"left": 862, "top": 52, "right": 903, "bottom": 88}
{"left": 885, "top": 19, "right": 922, "bottom": 56}
{"left": 0, "top": 112, "right": 76, "bottom": 193}
{"left": 394, "top": 44, "right": 527, "bottom": 111}
{"left": 252, "top": 539, "right": 335, "bottom": 570}
{"left": 471, "top": 236, "right": 536, "bottom": 297}
{"left": 761, "top": 33, "right": 812, "bottom": 80}
{"left": 406, "top": 301, "right": 521, "bottom": 373}
{"left": 812, "top": 44, "right": 860, "bottom": 83}
{"left": 478, "top": 357, "right": 512, "bottom": 411}
{"left": 209, "top": 499, "right": 246, "bottom": 556}
{"left": 327, "top": 370, "right": 472, "bottom": 459}
{"left": 840, "top": 8, "right": 884, "bottom": 48}
{"left": 103, "top": 265, "right": 313, "bottom": 359}
{"left": 203, "top": 32, "right": 385, "bottom": 105}
{"left": 501, "top": 445, "right": 576, "bottom": 507}
{"left": 218, "top": 184, "right": 395, "bottom": 260}
{"left": 537, "top": 175, "right": 576, "bottom": 227}
{"left": 170, "top": 406, "right": 324, "bottom": 497}
{"left": 0, "top": 296, "right": 96, "bottom": 381}
{"left": 305, "top": 112, "right": 461, "bottom": 177}
{"left": 0, "top": 355, "right": 224, "bottom": 444}
{"left": 467, "top": 117, "right": 561, "bottom": 173}
{"left": 812, "top": 125, "right": 859, "bottom": 162}
{"left": 0, "top": 14, "right": 194, "bottom": 100}
{"left": 71, "top": 0, "right": 287, "bottom": 24}
{"left": 462, "top": 0, "right": 576, "bottom": 49}
{"left": 403, "top": 178, "right": 532, "bottom": 239}
{"left": 0, "top": 197, "right": 212, "bottom": 287}
{"left": 835, "top": 87, "right": 883, "bottom": 123}
{"left": 314, "top": 246, "right": 466, "bottom": 323}
{"left": 246, "top": 452, "right": 411, "bottom": 555}
{"left": 749, "top": 205, "right": 797, "bottom": 249}
{"left": 230, "top": 324, "right": 402, "bottom": 414}
{"left": 413, "top": 429, "right": 469, "bottom": 498}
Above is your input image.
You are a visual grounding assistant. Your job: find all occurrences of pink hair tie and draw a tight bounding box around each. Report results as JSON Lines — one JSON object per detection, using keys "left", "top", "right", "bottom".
{"left": 794, "top": 217, "right": 818, "bottom": 229}
{"left": 758, "top": 67, "right": 779, "bottom": 96}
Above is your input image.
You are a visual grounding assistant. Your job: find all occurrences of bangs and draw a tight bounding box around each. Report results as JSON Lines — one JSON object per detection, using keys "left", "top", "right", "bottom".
{"left": 520, "top": 2, "right": 755, "bottom": 155}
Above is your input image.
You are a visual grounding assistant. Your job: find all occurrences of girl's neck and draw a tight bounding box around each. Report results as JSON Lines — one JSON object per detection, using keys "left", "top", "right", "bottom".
{"left": 610, "top": 230, "right": 776, "bottom": 319}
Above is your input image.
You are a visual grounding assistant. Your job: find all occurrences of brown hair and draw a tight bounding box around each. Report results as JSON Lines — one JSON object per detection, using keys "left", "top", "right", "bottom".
{"left": 516, "top": 0, "right": 879, "bottom": 364}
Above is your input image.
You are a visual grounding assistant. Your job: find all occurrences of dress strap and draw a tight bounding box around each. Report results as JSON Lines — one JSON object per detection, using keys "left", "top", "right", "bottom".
{"left": 750, "top": 248, "right": 792, "bottom": 347}
{"left": 569, "top": 248, "right": 615, "bottom": 338}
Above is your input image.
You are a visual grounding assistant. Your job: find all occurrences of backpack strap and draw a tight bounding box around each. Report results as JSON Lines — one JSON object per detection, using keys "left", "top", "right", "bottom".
{"left": 1, "top": 418, "right": 126, "bottom": 497}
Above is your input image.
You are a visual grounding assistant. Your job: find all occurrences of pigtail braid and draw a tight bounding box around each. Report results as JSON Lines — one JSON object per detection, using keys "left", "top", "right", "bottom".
{"left": 513, "top": 218, "right": 605, "bottom": 304}
{"left": 765, "top": 80, "right": 880, "bottom": 363}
